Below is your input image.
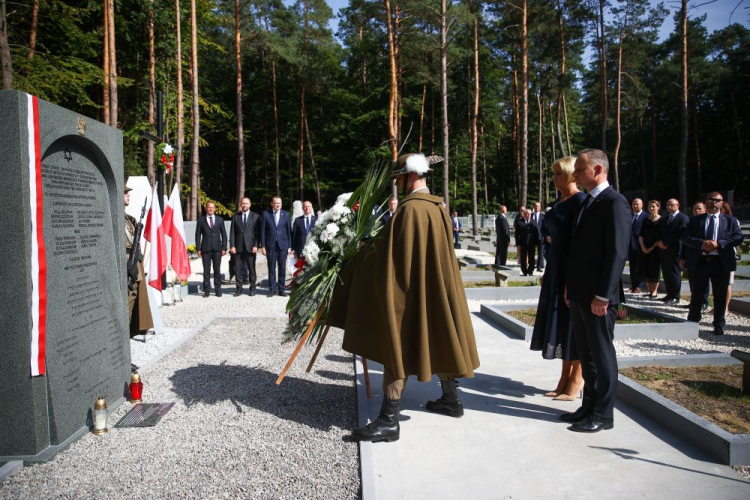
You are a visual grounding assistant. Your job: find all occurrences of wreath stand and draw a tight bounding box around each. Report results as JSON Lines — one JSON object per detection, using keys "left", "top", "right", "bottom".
{"left": 276, "top": 306, "right": 372, "bottom": 398}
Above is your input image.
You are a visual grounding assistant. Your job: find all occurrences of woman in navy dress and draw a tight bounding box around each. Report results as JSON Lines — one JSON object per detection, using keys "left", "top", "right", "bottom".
{"left": 530, "top": 156, "right": 585, "bottom": 401}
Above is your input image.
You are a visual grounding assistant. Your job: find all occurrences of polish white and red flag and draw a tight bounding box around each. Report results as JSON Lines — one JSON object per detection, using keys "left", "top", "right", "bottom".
{"left": 26, "top": 94, "right": 47, "bottom": 377}
{"left": 144, "top": 184, "right": 167, "bottom": 290}
{"left": 162, "top": 185, "right": 191, "bottom": 282}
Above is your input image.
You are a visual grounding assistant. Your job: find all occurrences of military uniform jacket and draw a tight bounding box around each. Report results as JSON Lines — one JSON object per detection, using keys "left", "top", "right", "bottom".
{"left": 327, "top": 191, "right": 480, "bottom": 382}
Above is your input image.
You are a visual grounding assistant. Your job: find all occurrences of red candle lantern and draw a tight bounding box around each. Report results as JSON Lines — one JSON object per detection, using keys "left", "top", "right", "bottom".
{"left": 130, "top": 372, "right": 143, "bottom": 403}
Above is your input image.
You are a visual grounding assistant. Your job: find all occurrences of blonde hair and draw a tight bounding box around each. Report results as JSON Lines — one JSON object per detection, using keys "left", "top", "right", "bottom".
{"left": 552, "top": 156, "right": 577, "bottom": 183}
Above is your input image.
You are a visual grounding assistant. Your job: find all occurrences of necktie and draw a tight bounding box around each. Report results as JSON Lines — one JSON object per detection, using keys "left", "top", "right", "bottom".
{"left": 209, "top": 216, "right": 214, "bottom": 228}
{"left": 706, "top": 215, "right": 716, "bottom": 241}
{"left": 274, "top": 211, "right": 279, "bottom": 226}
{"left": 668, "top": 214, "right": 673, "bottom": 225}
{"left": 242, "top": 213, "right": 247, "bottom": 228}
{"left": 305, "top": 217, "right": 310, "bottom": 232}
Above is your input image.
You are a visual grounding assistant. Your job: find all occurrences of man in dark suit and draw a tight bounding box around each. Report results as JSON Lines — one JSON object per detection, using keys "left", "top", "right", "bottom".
{"left": 562, "top": 149, "right": 630, "bottom": 433}
{"left": 261, "top": 196, "right": 293, "bottom": 297}
{"left": 682, "top": 192, "right": 744, "bottom": 336}
{"left": 680, "top": 202, "right": 709, "bottom": 311}
{"left": 655, "top": 198, "right": 689, "bottom": 305}
{"left": 230, "top": 197, "right": 260, "bottom": 296}
{"left": 292, "top": 200, "right": 317, "bottom": 257}
{"left": 382, "top": 197, "right": 398, "bottom": 225}
{"left": 514, "top": 209, "right": 537, "bottom": 276}
{"left": 495, "top": 205, "right": 510, "bottom": 266}
{"left": 452, "top": 211, "right": 462, "bottom": 248}
{"left": 531, "top": 202, "right": 545, "bottom": 271}
{"left": 628, "top": 198, "right": 647, "bottom": 293}
{"left": 195, "top": 201, "right": 227, "bottom": 297}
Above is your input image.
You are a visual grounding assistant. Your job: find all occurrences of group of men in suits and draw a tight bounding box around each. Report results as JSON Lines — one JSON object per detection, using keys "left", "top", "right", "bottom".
{"left": 513, "top": 208, "right": 539, "bottom": 276}
{"left": 194, "top": 197, "right": 317, "bottom": 298}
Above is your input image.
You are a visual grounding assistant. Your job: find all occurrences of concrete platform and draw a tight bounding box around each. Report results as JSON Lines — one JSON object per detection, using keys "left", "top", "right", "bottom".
{"left": 359, "top": 314, "right": 750, "bottom": 499}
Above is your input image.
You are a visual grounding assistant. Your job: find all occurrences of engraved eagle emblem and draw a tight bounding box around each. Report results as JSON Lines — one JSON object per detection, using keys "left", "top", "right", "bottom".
{"left": 77, "top": 117, "right": 87, "bottom": 135}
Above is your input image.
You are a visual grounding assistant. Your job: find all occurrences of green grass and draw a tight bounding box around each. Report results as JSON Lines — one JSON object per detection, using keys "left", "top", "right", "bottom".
{"left": 507, "top": 279, "right": 540, "bottom": 287}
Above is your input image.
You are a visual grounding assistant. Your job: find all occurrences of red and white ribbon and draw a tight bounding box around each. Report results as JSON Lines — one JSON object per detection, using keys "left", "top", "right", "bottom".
{"left": 27, "top": 94, "right": 47, "bottom": 377}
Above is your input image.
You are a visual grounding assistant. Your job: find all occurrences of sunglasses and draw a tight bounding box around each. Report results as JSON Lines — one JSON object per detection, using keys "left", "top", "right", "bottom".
{"left": 706, "top": 198, "right": 723, "bottom": 203}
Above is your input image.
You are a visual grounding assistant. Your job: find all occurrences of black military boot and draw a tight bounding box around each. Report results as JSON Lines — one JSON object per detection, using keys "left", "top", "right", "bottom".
{"left": 426, "top": 379, "right": 464, "bottom": 417}
{"left": 352, "top": 398, "right": 400, "bottom": 442}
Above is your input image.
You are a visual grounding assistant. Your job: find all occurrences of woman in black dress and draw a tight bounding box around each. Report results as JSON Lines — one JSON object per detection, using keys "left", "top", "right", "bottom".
{"left": 638, "top": 200, "right": 662, "bottom": 298}
{"left": 530, "top": 157, "right": 586, "bottom": 401}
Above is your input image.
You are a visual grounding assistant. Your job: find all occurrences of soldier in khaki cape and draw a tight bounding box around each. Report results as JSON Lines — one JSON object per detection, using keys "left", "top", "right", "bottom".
{"left": 327, "top": 153, "right": 480, "bottom": 443}
{"left": 125, "top": 186, "right": 154, "bottom": 337}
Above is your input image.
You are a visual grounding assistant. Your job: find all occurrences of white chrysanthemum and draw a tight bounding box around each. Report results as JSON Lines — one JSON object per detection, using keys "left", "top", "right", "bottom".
{"left": 329, "top": 203, "right": 351, "bottom": 221}
{"left": 320, "top": 223, "right": 340, "bottom": 243}
{"left": 302, "top": 240, "right": 320, "bottom": 265}
{"left": 335, "top": 192, "right": 353, "bottom": 206}
{"left": 163, "top": 144, "right": 174, "bottom": 155}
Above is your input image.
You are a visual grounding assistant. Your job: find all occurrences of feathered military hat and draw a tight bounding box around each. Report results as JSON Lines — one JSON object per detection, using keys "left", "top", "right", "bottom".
{"left": 391, "top": 153, "right": 445, "bottom": 179}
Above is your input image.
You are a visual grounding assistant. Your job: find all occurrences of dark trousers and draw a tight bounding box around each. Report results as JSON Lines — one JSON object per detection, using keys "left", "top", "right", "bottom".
{"left": 569, "top": 301, "right": 618, "bottom": 419}
{"left": 234, "top": 251, "right": 256, "bottom": 290}
{"left": 686, "top": 268, "right": 710, "bottom": 307}
{"left": 628, "top": 247, "right": 642, "bottom": 289}
{"left": 453, "top": 231, "right": 460, "bottom": 246}
{"left": 659, "top": 249, "right": 682, "bottom": 299}
{"left": 687, "top": 257, "right": 730, "bottom": 331}
{"left": 266, "top": 243, "right": 288, "bottom": 292}
{"left": 201, "top": 250, "right": 222, "bottom": 291}
{"left": 519, "top": 244, "right": 535, "bottom": 276}
{"left": 535, "top": 242, "right": 545, "bottom": 270}
{"left": 495, "top": 242, "right": 508, "bottom": 266}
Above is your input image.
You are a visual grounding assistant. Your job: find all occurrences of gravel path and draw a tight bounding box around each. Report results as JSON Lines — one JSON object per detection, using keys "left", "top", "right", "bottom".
{"left": 1, "top": 318, "right": 360, "bottom": 499}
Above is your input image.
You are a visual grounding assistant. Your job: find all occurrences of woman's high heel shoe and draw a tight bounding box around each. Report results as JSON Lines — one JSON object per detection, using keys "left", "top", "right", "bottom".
{"left": 553, "top": 382, "right": 583, "bottom": 401}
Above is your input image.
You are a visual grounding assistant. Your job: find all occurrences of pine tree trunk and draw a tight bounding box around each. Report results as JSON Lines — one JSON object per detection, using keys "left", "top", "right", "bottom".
{"left": 537, "top": 91, "right": 543, "bottom": 204}
{"left": 147, "top": 3, "right": 156, "bottom": 187}
{"left": 107, "top": 0, "right": 118, "bottom": 127}
{"left": 29, "top": 0, "right": 39, "bottom": 60}
{"left": 260, "top": 49, "right": 269, "bottom": 191}
{"left": 303, "top": 109, "right": 322, "bottom": 208}
{"left": 692, "top": 97, "right": 702, "bottom": 198}
{"left": 520, "top": 0, "right": 528, "bottom": 208}
{"left": 613, "top": 35, "right": 623, "bottom": 192}
{"left": 481, "top": 122, "right": 488, "bottom": 207}
{"left": 384, "top": 0, "right": 399, "bottom": 162}
{"left": 440, "top": 0, "right": 450, "bottom": 212}
{"left": 598, "top": 0, "right": 607, "bottom": 152}
{"left": 470, "top": 17, "right": 479, "bottom": 236}
{"left": 512, "top": 57, "right": 520, "bottom": 203}
{"left": 235, "top": 0, "right": 245, "bottom": 205}
{"left": 0, "top": 1, "right": 12, "bottom": 90}
{"left": 419, "top": 82, "right": 427, "bottom": 152}
{"left": 272, "top": 59, "right": 280, "bottom": 196}
{"left": 103, "top": 1, "right": 110, "bottom": 125}
{"left": 497, "top": 131, "right": 504, "bottom": 202}
{"left": 562, "top": 92, "right": 571, "bottom": 155}
{"left": 556, "top": 0, "right": 567, "bottom": 156}
{"left": 175, "top": 0, "right": 184, "bottom": 196}
{"left": 189, "top": 0, "right": 200, "bottom": 220}
{"left": 678, "top": 0, "right": 688, "bottom": 208}
{"left": 298, "top": 86, "right": 305, "bottom": 200}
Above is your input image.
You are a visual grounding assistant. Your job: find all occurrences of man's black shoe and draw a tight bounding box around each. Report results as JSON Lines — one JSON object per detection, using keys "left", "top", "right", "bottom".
{"left": 666, "top": 298, "right": 679, "bottom": 306}
{"left": 426, "top": 379, "right": 464, "bottom": 418}
{"left": 659, "top": 296, "right": 672, "bottom": 302}
{"left": 203, "top": 290, "right": 210, "bottom": 298}
{"left": 278, "top": 290, "right": 288, "bottom": 297}
{"left": 702, "top": 303, "right": 709, "bottom": 311}
{"left": 268, "top": 291, "right": 275, "bottom": 298}
{"left": 249, "top": 288, "right": 255, "bottom": 296}
{"left": 714, "top": 328, "right": 725, "bottom": 336}
{"left": 216, "top": 291, "right": 223, "bottom": 297}
{"left": 680, "top": 304, "right": 690, "bottom": 309}
{"left": 234, "top": 290, "right": 243, "bottom": 297}
{"left": 559, "top": 405, "right": 592, "bottom": 423}
{"left": 569, "top": 415, "right": 614, "bottom": 433}
{"left": 352, "top": 398, "right": 400, "bottom": 442}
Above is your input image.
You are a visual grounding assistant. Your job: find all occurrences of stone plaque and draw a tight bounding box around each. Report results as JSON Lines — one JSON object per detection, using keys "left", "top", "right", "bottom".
{"left": 0, "top": 91, "right": 130, "bottom": 461}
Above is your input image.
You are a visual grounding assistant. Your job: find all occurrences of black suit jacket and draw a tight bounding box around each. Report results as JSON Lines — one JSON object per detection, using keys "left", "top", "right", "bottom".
{"left": 195, "top": 215, "right": 227, "bottom": 252}
{"left": 261, "top": 209, "right": 292, "bottom": 251}
{"left": 630, "top": 211, "right": 648, "bottom": 251}
{"left": 514, "top": 218, "right": 538, "bottom": 247}
{"left": 382, "top": 210, "right": 396, "bottom": 225}
{"left": 230, "top": 211, "right": 260, "bottom": 253}
{"left": 656, "top": 211, "right": 689, "bottom": 256}
{"left": 496, "top": 214, "right": 510, "bottom": 244}
{"left": 531, "top": 211, "right": 545, "bottom": 241}
{"left": 681, "top": 213, "right": 744, "bottom": 273}
{"left": 292, "top": 214, "right": 317, "bottom": 255}
{"left": 567, "top": 186, "right": 631, "bottom": 305}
